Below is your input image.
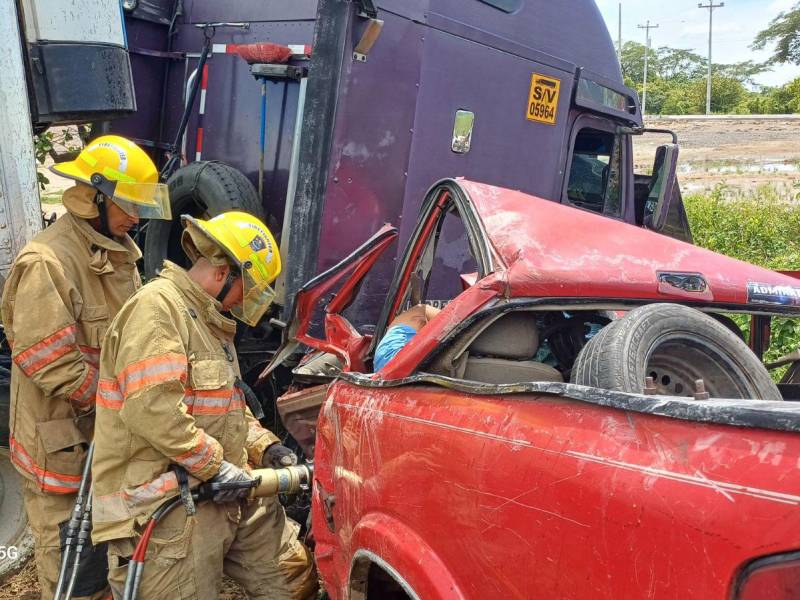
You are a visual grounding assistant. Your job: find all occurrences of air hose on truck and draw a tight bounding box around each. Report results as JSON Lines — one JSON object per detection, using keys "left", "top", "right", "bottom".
{"left": 121, "top": 463, "right": 313, "bottom": 600}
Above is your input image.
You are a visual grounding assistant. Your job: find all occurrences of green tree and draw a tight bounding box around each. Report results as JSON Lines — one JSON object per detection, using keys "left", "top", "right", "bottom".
{"left": 683, "top": 76, "right": 747, "bottom": 114}
{"left": 620, "top": 41, "right": 659, "bottom": 86}
{"left": 752, "top": 2, "right": 800, "bottom": 64}
{"left": 657, "top": 47, "right": 705, "bottom": 81}
{"left": 714, "top": 60, "right": 770, "bottom": 85}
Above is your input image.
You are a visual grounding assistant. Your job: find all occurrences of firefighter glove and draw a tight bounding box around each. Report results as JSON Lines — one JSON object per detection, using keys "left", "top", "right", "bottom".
{"left": 210, "top": 460, "right": 254, "bottom": 503}
{"left": 263, "top": 443, "right": 298, "bottom": 468}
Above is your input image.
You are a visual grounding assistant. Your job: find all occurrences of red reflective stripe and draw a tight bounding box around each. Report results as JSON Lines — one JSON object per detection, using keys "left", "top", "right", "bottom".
{"left": 79, "top": 345, "right": 101, "bottom": 367}
{"left": 9, "top": 436, "right": 81, "bottom": 494}
{"left": 95, "top": 472, "right": 180, "bottom": 522}
{"left": 246, "top": 420, "right": 266, "bottom": 446}
{"left": 69, "top": 365, "right": 98, "bottom": 409}
{"left": 173, "top": 430, "right": 217, "bottom": 474}
{"left": 14, "top": 324, "right": 78, "bottom": 376}
{"left": 183, "top": 388, "right": 244, "bottom": 415}
{"left": 117, "top": 353, "right": 188, "bottom": 397}
{"left": 97, "top": 378, "right": 124, "bottom": 411}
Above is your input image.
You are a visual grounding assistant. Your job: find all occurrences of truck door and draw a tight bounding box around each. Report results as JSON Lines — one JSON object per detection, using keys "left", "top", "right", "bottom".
{"left": 562, "top": 114, "right": 629, "bottom": 220}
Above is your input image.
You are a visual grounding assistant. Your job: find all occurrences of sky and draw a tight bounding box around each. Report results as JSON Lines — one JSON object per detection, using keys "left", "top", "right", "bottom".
{"left": 596, "top": 0, "right": 800, "bottom": 87}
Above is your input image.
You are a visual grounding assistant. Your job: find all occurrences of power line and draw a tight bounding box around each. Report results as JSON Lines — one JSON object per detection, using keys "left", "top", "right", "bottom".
{"left": 699, "top": 2, "right": 725, "bottom": 114}
{"left": 637, "top": 20, "right": 659, "bottom": 115}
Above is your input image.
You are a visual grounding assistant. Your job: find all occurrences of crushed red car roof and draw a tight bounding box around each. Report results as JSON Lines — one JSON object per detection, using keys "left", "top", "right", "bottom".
{"left": 459, "top": 179, "right": 800, "bottom": 308}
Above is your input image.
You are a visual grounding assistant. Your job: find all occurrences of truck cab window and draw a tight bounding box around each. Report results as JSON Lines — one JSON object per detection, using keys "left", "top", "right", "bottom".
{"left": 566, "top": 128, "right": 623, "bottom": 216}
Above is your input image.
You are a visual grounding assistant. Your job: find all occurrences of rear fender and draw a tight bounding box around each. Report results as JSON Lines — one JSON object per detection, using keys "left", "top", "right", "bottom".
{"left": 348, "top": 512, "right": 465, "bottom": 600}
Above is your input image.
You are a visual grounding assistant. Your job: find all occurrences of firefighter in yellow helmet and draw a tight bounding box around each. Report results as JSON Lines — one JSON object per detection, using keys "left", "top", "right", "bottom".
{"left": 0, "top": 135, "right": 171, "bottom": 599}
{"left": 91, "top": 211, "right": 317, "bottom": 599}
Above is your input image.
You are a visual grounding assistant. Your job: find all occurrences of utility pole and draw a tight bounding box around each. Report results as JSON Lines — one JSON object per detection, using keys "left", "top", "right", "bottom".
{"left": 618, "top": 2, "right": 623, "bottom": 58}
{"left": 637, "top": 20, "right": 659, "bottom": 115}
{"left": 699, "top": 2, "right": 724, "bottom": 115}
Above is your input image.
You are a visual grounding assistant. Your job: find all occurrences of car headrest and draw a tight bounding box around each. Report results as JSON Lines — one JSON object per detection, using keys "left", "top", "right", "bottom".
{"left": 469, "top": 313, "right": 540, "bottom": 359}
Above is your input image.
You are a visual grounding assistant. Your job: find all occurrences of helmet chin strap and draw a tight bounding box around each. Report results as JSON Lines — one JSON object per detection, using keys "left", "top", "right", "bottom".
{"left": 216, "top": 268, "right": 240, "bottom": 304}
{"left": 94, "top": 192, "right": 113, "bottom": 239}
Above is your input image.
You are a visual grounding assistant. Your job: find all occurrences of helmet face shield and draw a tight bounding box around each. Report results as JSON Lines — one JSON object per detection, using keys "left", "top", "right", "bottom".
{"left": 52, "top": 136, "right": 171, "bottom": 220}
{"left": 110, "top": 182, "right": 172, "bottom": 220}
{"left": 231, "top": 270, "right": 276, "bottom": 326}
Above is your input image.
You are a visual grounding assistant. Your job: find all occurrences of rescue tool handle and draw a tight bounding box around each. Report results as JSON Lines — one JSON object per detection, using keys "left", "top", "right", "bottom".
{"left": 194, "top": 464, "right": 312, "bottom": 501}
{"left": 121, "top": 464, "right": 313, "bottom": 600}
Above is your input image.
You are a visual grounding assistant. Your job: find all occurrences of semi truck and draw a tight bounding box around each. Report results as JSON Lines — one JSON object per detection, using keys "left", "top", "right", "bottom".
{"left": 1, "top": 0, "right": 798, "bottom": 597}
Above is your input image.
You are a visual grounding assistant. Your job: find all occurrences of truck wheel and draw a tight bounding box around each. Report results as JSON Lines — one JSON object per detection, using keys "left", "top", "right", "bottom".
{"left": 571, "top": 303, "right": 782, "bottom": 400}
{"left": 0, "top": 365, "right": 32, "bottom": 583}
{"left": 144, "top": 162, "right": 264, "bottom": 278}
{"left": 0, "top": 448, "right": 33, "bottom": 583}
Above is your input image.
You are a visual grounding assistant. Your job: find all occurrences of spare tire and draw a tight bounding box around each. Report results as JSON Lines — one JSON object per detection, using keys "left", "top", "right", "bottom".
{"left": 144, "top": 161, "right": 264, "bottom": 278}
{"left": 571, "top": 303, "right": 782, "bottom": 400}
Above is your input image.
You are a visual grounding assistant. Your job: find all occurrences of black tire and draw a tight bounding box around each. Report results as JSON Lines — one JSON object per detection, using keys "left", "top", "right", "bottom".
{"left": 571, "top": 303, "right": 782, "bottom": 401}
{"left": 144, "top": 161, "right": 264, "bottom": 278}
{"left": 0, "top": 448, "right": 33, "bottom": 583}
{"left": 0, "top": 366, "right": 34, "bottom": 583}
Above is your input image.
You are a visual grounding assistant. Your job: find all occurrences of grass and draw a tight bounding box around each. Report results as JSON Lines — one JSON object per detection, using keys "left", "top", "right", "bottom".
{"left": 685, "top": 183, "right": 800, "bottom": 379}
{"left": 39, "top": 194, "right": 61, "bottom": 205}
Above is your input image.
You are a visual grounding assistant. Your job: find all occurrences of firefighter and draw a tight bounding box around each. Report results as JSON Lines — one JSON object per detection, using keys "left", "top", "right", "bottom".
{"left": 90, "top": 211, "right": 317, "bottom": 600}
{"left": 0, "top": 135, "right": 171, "bottom": 599}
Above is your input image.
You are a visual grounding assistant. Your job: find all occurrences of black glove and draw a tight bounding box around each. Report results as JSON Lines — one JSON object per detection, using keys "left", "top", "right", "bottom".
{"left": 262, "top": 443, "right": 298, "bottom": 468}
{"left": 209, "top": 461, "right": 254, "bottom": 503}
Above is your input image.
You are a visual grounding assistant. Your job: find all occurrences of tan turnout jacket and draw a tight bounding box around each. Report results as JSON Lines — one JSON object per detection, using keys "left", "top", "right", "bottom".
{"left": 1, "top": 212, "right": 141, "bottom": 494}
{"left": 91, "top": 261, "right": 279, "bottom": 543}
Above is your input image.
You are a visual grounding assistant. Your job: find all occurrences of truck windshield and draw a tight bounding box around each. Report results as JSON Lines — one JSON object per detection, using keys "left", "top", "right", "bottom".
{"left": 566, "top": 128, "right": 623, "bottom": 217}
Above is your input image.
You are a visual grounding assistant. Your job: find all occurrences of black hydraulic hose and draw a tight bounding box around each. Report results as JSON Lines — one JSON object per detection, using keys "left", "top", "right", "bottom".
{"left": 160, "top": 27, "right": 214, "bottom": 180}
{"left": 54, "top": 442, "right": 94, "bottom": 600}
{"left": 63, "top": 487, "right": 94, "bottom": 600}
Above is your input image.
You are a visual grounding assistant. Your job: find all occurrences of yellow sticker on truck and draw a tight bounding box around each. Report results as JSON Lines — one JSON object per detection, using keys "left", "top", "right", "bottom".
{"left": 527, "top": 73, "right": 561, "bottom": 125}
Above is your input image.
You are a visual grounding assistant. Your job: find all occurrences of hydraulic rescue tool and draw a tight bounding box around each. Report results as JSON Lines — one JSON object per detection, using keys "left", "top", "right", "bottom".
{"left": 121, "top": 463, "right": 313, "bottom": 600}
{"left": 54, "top": 442, "right": 99, "bottom": 600}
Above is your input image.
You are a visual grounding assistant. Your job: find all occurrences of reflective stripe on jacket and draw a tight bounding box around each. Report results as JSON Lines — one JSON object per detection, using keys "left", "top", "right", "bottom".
{"left": 1, "top": 213, "right": 141, "bottom": 494}
{"left": 91, "top": 261, "right": 279, "bottom": 543}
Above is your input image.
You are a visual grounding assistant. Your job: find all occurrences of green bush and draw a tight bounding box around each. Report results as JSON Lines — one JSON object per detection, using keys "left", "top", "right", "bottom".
{"left": 685, "top": 185, "right": 800, "bottom": 378}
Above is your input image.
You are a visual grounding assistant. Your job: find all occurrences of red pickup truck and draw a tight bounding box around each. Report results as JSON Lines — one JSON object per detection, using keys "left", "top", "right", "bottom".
{"left": 265, "top": 179, "right": 800, "bottom": 599}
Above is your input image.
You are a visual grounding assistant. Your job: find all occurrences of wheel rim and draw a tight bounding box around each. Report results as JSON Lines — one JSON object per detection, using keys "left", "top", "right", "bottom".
{"left": 645, "top": 335, "right": 752, "bottom": 398}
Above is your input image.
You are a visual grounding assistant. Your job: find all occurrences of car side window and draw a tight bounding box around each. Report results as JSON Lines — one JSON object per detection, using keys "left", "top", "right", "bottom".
{"left": 422, "top": 210, "right": 478, "bottom": 310}
{"left": 566, "top": 128, "right": 623, "bottom": 217}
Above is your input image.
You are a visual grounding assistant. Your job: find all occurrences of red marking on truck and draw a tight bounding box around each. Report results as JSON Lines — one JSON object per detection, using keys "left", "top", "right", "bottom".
{"left": 195, "top": 64, "right": 209, "bottom": 161}
{"left": 212, "top": 43, "right": 311, "bottom": 58}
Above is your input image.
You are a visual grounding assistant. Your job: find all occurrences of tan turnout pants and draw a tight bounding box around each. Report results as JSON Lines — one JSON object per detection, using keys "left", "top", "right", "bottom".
{"left": 105, "top": 496, "right": 317, "bottom": 600}
{"left": 22, "top": 482, "right": 109, "bottom": 600}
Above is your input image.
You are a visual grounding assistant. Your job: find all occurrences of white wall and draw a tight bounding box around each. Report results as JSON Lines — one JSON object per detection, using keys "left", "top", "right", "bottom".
{"left": 0, "top": 0, "right": 43, "bottom": 280}
{"left": 19, "top": 0, "right": 126, "bottom": 46}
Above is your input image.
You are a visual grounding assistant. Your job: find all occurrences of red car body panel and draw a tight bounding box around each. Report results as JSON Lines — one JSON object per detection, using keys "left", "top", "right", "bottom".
{"left": 312, "top": 382, "right": 800, "bottom": 598}
{"left": 273, "top": 179, "right": 800, "bottom": 599}
{"left": 458, "top": 179, "right": 800, "bottom": 305}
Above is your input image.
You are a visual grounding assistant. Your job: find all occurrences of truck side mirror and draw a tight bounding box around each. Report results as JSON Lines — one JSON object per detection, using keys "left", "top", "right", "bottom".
{"left": 644, "top": 143, "right": 679, "bottom": 232}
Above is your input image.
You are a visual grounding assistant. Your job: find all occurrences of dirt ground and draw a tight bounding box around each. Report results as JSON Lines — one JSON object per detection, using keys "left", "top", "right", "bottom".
{"left": 0, "top": 559, "right": 249, "bottom": 599}
{"left": 636, "top": 117, "right": 800, "bottom": 196}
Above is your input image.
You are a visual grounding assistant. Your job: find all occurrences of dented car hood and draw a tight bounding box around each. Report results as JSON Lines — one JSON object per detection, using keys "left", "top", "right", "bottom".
{"left": 458, "top": 179, "right": 800, "bottom": 309}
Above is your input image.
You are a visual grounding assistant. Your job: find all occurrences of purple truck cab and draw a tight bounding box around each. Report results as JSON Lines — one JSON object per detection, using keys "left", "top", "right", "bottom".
{"left": 114, "top": 0, "right": 684, "bottom": 332}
